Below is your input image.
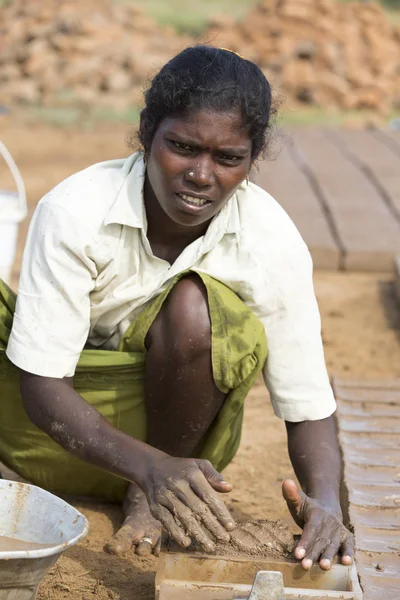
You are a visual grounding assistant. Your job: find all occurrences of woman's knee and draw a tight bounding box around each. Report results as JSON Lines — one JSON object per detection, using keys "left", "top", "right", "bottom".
{"left": 147, "top": 275, "right": 211, "bottom": 356}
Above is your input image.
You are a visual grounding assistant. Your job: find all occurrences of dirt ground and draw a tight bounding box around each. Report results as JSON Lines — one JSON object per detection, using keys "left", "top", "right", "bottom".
{"left": 2, "top": 118, "right": 400, "bottom": 599}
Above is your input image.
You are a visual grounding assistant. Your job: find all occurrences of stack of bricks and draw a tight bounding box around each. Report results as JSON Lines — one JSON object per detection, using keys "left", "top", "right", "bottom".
{"left": 0, "top": 0, "right": 191, "bottom": 110}
{"left": 1, "top": 0, "right": 400, "bottom": 113}
{"left": 208, "top": 0, "right": 400, "bottom": 114}
{"left": 333, "top": 378, "right": 400, "bottom": 599}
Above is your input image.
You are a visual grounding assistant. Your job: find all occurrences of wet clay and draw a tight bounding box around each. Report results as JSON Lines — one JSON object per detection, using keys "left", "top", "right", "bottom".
{"left": 213, "top": 519, "right": 296, "bottom": 559}
{"left": 0, "top": 535, "right": 58, "bottom": 552}
{"left": 191, "top": 520, "right": 296, "bottom": 559}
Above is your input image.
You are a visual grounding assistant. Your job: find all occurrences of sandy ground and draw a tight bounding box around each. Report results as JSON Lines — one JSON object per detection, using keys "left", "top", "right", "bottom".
{"left": 2, "top": 118, "right": 400, "bottom": 599}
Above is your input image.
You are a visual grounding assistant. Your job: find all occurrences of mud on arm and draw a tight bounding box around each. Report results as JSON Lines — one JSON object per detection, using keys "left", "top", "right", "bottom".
{"left": 20, "top": 371, "right": 235, "bottom": 552}
{"left": 20, "top": 371, "right": 160, "bottom": 486}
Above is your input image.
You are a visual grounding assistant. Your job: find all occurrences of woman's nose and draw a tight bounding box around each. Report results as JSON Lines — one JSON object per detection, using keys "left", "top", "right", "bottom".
{"left": 185, "top": 157, "right": 214, "bottom": 187}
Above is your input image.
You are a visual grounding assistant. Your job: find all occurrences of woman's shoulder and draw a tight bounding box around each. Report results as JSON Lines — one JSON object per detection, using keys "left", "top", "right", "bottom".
{"left": 38, "top": 154, "right": 138, "bottom": 221}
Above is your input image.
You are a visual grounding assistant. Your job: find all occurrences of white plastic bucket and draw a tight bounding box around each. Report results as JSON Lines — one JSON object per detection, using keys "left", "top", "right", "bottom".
{"left": 0, "top": 480, "right": 89, "bottom": 599}
{"left": 0, "top": 141, "right": 27, "bottom": 285}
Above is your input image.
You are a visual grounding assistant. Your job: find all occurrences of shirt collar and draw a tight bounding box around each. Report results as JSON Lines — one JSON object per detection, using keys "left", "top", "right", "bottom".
{"left": 104, "top": 152, "right": 147, "bottom": 229}
{"left": 104, "top": 150, "right": 242, "bottom": 237}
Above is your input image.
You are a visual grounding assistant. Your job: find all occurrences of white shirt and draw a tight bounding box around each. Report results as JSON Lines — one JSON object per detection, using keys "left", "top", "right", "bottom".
{"left": 7, "top": 152, "right": 336, "bottom": 422}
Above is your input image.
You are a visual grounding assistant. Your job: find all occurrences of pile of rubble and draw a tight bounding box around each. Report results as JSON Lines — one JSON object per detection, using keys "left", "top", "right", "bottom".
{"left": 208, "top": 0, "right": 400, "bottom": 113}
{"left": 0, "top": 0, "right": 191, "bottom": 110}
{"left": 1, "top": 0, "right": 399, "bottom": 113}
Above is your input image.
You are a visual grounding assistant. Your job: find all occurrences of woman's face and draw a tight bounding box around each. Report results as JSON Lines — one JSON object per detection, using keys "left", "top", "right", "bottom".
{"left": 144, "top": 109, "right": 252, "bottom": 228}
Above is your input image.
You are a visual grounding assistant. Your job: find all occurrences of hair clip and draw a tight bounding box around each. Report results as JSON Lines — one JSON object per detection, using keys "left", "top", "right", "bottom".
{"left": 218, "top": 47, "right": 245, "bottom": 60}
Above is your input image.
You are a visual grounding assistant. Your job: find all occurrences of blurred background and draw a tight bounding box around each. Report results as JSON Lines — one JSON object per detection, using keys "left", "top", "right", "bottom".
{"left": 1, "top": 0, "right": 400, "bottom": 289}
{"left": 2, "top": 0, "right": 400, "bottom": 126}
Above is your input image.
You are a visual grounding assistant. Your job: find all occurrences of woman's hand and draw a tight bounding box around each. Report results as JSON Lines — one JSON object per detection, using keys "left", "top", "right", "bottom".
{"left": 282, "top": 479, "right": 354, "bottom": 571}
{"left": 143, "top": 454, "right": 235, "bottom": 552}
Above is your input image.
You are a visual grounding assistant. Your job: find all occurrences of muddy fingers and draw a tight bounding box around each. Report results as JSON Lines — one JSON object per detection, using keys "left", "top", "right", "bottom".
{"left": 143, "top": 455, "right": 235, "bottom": 550}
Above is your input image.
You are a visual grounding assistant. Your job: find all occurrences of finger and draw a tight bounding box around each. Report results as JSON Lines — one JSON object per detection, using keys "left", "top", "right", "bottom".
{"left": 282, "top": 479, "right": 306, "bottom": 524}
{"left": 135, "top": 529, "right": 161, "bottom": 557}
{"left": 301, "top": 534, "right": 333, "bottom": 571}
{"left": 154, "top": 537, "right": 162, "bottom": 557}
{"left": 198, "top": 508, "right": 231, "bottom": 543}
{"left": 191, "top": 471, "right": 235, "bottom": 531}
{"left": 105, "top": 523, "right": 135, "bottom": 555}
{"left": 151, "top": 505, "right": 191, "bottom": 548}
{"left": 294, "top": 515, "right": 320, "bottom": 560}
{"left": 158, "top": 490, "right": 217, "bottom": 552}
{"left": 340, "top": 531, "right": 355, "bottom": 565}
{"left": 172, "top": 498, "right": 216, "bottom": 553}
{"left": 319, "top": 530, "right": 342, "bottom": 571}
{"left": 136, "top": 540, "right": 153, "bottom": 556}
{"left": 176, "top": 485, "right": 230, "bottom": 543}
{"left": 302, "top": 522, "right": 344, "bottom": 571}
{"left": 196, "top": 459, "right": 233, "bottom": 493}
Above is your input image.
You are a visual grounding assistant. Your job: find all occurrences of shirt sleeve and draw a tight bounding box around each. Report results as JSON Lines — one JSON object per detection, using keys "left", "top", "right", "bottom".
{"left": 260, "top": 240, "right": 336, "bottom": 422}
{"left": 6, "top": 200, "right": 97, "bottom": 378}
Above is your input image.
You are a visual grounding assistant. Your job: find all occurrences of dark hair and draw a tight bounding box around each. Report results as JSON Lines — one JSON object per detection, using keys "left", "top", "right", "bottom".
{"left": 135, "top": 45, "right": 277, "bottom": 161}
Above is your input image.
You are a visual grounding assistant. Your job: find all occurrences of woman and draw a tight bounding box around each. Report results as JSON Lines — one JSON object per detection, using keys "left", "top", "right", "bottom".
{"left": 0, "top": 46, "right": 353, "bottom": 569}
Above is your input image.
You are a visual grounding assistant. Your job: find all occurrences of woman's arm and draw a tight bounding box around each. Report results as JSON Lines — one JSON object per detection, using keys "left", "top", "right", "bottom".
{"left": 20, "top": 371, "right": 235, "bottom": 551}
{"left": 21, "top": 372, "right": 161, "bottom": 485}
{"left": 283, "top": 416, "right": 354, "bottom": 571}
{"left": 10, "top": 193, "right": 235, "bottom": 551}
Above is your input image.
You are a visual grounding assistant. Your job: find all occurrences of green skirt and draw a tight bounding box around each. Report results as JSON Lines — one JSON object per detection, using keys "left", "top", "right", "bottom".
{"left": 0, "top": 272, "right": 267, "bottom": 502}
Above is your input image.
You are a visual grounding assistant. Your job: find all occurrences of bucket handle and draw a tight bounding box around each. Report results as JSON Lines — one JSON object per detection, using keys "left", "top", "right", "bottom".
{"left": 0, "top": 140, "right": 27, "bottom": 220}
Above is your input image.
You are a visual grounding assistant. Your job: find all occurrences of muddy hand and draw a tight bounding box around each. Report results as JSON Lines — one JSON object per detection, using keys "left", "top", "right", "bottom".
{"left": 144, "top": 455, "right": 235, "bottom": 552}
{"left": 282, "top": 479, "right": 354, "bottom": 571}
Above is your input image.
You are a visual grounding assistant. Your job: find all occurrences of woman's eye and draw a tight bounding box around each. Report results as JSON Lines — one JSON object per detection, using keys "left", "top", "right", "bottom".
{"left": 172, "top": 141, "right": 193, "bottom": 152}
{"left": 220, "top": 155, "right": 241, "bottom": 162}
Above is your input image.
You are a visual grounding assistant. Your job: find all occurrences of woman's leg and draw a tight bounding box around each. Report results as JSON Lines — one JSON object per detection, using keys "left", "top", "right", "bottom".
{"left": 106, "top": 275, "right": 227, "bottom": 555}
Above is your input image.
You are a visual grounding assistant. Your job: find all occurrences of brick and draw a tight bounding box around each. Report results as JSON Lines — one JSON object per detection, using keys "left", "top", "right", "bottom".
{"left": 254, "top": 141, "right": 341, "bottom": 270}
{"left": 332, "top": 129, "right": 400, "bottom": 217}
{"left": 344, "top": 463, "right": 400, "bottom": 487}
{"left": 353, "top": 526, "right": 400, "bottom": 553}
{"left": 335, "top": 377, "right": 400, "bottom": 599}
{"left": 356, "top": 550, "right": 400, "bottom": 576}
{"left": 350, "top": 505, "right": 400, "bottom": 529}
{"left": 337, "top": 401, "right": 400, "bottom": 417}
{"left": 386, "top": 131, "right": 400, "bottom": 150}
{"left": 333, "top": 377, "right": 400, "bottom": 391}
{"left": 292, "top": 129, "right": 400, "bottom": 272}
{"left": 338, "top": 416, "right": 400, "bottom": 433}
{"left": 358, "top": 574, "right": 400, "bottom": 600}
{"left": 349, "top": 485, "right": 400, "bottom": 508}
{"left": 395, "top": 256, "right": 400, "bottom": 303}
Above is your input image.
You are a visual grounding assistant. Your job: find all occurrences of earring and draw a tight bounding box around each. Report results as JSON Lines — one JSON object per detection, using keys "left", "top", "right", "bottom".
{"left": 246, "top": 174, "right": 249, "bottom": 184}
{"left": 142, "top": 147, "right": 147, "bottom": 163}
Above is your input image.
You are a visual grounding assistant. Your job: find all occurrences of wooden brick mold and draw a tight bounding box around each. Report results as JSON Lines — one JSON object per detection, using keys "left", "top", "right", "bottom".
{"left": 156, "top": 547, "right": 363, "bottom": 600}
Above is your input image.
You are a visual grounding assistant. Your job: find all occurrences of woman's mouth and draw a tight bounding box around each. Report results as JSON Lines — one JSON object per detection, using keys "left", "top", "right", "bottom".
{"left": 176, "top": 193, "right": 211, "bottom": 207}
